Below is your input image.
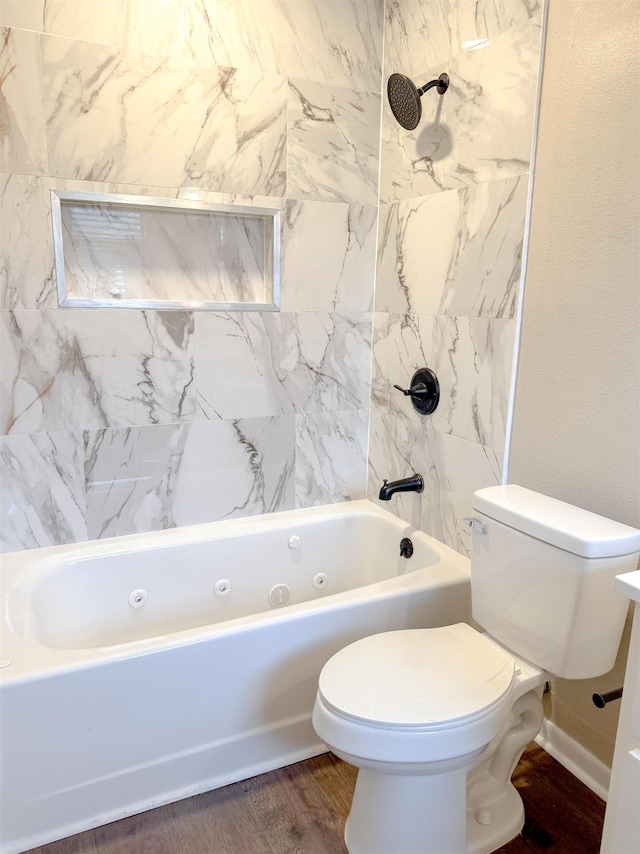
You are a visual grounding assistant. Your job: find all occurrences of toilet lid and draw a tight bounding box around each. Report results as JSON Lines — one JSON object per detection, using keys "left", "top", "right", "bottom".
{"left": 318, "top": 623, "right": 514, "bottom": 728}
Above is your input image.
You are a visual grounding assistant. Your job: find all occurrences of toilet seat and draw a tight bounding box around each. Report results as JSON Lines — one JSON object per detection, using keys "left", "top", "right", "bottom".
{"left": 319, "top": 623, "right": 515, "bottom": 729}
{"left": 314, "top": 623, "right": 517, "bottom": 765}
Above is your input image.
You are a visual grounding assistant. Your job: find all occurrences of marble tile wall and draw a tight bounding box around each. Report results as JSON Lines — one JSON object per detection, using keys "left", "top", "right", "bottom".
{"left": 369, "top": 0, "right": 544, "bottom": 555}
{"left": 0, "top": 2, "right": 382, "bottom": 552}
{"left": 1, "top": 0, "right": 544, "bottom": 558}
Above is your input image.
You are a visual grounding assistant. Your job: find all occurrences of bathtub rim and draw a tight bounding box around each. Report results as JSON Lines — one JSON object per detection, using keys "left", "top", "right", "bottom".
{"left": 0, "top": 499, "right": 471, "bottom": 685}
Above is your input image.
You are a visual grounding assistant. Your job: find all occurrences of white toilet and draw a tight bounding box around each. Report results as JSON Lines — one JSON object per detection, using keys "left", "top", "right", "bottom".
{"left": 312, "top": 485, "right": 640, "bottom": 854}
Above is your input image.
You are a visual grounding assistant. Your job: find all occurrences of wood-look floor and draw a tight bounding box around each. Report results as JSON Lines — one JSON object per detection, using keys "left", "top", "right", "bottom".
{"left": 26, "top": 743, "right": 605, "bottom": 854}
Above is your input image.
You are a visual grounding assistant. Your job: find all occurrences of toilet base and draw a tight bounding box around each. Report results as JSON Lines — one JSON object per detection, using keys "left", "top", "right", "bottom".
{"left": 466, "top": 689, "right": 545, "bottom": 853}
{"left": 344, "top": 763, "right": 472, "bottom": 854}
{"left": 341, "top": 688, "right": 545, "bottom": 854}
{"left": 341, "top": 767, "right": 524, "bottom": 854}
{"left": 467, "top": 781, "right": 524, "bottom": 853}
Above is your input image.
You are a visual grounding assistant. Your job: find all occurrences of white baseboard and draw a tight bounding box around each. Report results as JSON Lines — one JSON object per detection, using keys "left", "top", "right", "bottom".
{"left": 535, "top": 718, "right": 611, "bottom": 802}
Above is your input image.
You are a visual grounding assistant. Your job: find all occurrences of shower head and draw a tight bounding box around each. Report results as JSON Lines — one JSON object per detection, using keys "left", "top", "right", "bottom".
{"left": 387, "top": 72, "right": 449, "bottom": 130}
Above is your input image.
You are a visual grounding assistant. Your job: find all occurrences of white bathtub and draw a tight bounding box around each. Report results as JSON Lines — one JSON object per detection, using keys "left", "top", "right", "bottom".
{"left": 0, "top": 500, "right": 471, "bottom": 853}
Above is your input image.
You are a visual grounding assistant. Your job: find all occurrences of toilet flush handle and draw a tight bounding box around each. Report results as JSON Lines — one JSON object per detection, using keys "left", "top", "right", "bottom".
{"left": 463, "top": 517, "right": 488, "bottom": 534}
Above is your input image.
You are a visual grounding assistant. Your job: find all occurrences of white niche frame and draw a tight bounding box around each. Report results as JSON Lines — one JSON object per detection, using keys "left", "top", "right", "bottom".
{"left": 51, "top": 189, "right": 281, "bottom": 311}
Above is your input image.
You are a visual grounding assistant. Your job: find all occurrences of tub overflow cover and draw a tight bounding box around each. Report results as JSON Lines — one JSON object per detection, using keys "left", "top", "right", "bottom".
{"left": 399, "top": 537, "right": 414, "bottom": 558}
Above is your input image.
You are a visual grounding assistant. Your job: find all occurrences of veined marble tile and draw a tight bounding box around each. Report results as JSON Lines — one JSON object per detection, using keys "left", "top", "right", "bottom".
{"left": 45, "top": 178, "right": 281, "bottom": 210}
{"left": 176, "top": 187, "right": 282, "bottom": 211}
{"left": 0, "top": 309, "right": 195, "bottom": 434}
{"left": 287, "top": 79, "right": 380, "bottom": 205}
{"left": 368, "top": 410, "right": 432, "bottom": 530}
{"left": 0, "top": 27, "right": 47, "bottom": 175}
{"left": 195, "top": 312, "right": 294, "bottom": 420}
{"left": 441, "top": 20, "right": 541, "bottom": 189}
{"left": 184, "top": 0, "right": 383, "bottom": 92}
{"left": 368, "top": 410, "right": 503, "bottom": 555}
{"left": 375, "top": 193, "right": 457, "bottom": 314}
{"left": 437, "top": 176, "right": 528, "bottom": 317}
{"left": 0, "top": 0, "right": 184, "bottom": 54}
{"left": 295, "top": 409, "right": 368, "bottom": 508}
{"left": 371, "top": 312, "right": 435, "bottom": 419}
{"left": 383, "top": 0, "right": 541, "bottom": 80}
{"left": 52, "top": 178, "right": 279, "bottom": 210}
{"left": 383, "top": 0, "right": 452, "bottom": 81}
{"left": 291, "top": 313, "right": 372, "bottom": 414}
{"left": 0, "top": 430, "right": 86, "bottom": 552}
{"left": 47, "top": 0, "right": 182, "bottom": 55}
{"left": 84, "top": 417, "right": 295, "bottom": 539}
{"left": 428, "top": 427, "right": 503, "bottom": 558}
{"left": 429, "top": 315, "right": 516, "bottom": 449}
{"left": 376, "top": 176, "right": 528, "bottom": 316}
{"left": 41, "top": 35, "right": 287, "bottom": 194}
{"left": 84, "top": 422, "right": 187, "bottom": 539}
{"left": 0, "top": 173, "right": 55, "bottom": 308}
{"left": 174, "top": 417, "right": 295, "bottom": 526}
{"left": 448, "top": 0, "right": 542, "bottom": 55}
{"left": 195, "top": 311, "right": 372, "bottom": 420}
{"left": 280, "top": 200, "right": 377, "bottom": 312}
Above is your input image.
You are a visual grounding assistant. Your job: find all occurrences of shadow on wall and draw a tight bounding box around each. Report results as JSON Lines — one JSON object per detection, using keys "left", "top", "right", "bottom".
{"left": 417, "top": 121, "right": 454, "bottom": 161}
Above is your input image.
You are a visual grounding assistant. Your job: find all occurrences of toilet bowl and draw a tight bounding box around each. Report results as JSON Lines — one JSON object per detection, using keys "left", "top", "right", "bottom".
{"left": 313, "top": 485, "right": 640, "bottom": 854}
{"left": 313, "top": 624, "right": 545, "bottom": 854}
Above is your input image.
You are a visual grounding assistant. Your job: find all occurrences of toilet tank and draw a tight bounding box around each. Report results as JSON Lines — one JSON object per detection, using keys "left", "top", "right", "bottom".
{"left": 470, "top": 485, "right": 640, "bottom": 679}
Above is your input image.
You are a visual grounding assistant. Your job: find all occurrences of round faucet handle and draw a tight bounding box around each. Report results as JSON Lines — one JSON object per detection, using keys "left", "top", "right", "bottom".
{"left": 393, "top": 368, "right": 440, "bottom": 416}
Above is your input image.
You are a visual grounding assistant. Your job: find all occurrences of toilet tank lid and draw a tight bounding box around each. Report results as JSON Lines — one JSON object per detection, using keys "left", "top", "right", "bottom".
{"left": 472, "top": 485, "right": 640, "bottom": 559}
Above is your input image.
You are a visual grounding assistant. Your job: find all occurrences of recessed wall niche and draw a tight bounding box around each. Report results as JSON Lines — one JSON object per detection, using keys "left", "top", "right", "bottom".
{"left": 51, "top": 190, "right": 281, "bottom": 310}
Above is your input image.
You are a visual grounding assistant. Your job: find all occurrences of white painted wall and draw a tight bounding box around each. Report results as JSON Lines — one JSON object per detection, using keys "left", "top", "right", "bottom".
{"left": 509, "top": 0, "right": 640, "bottom": 767}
